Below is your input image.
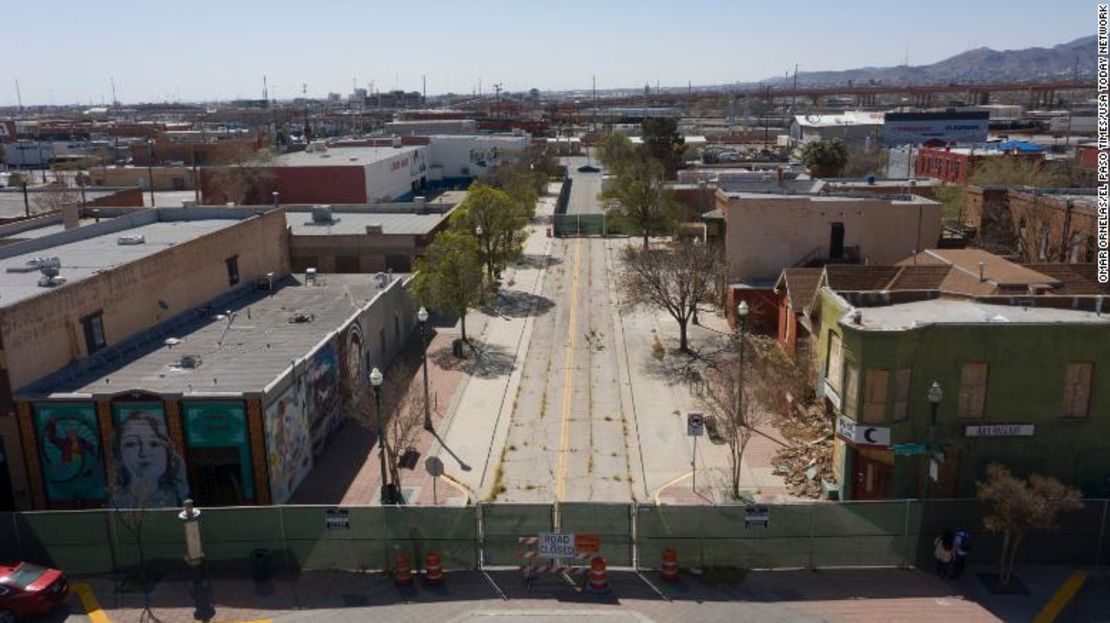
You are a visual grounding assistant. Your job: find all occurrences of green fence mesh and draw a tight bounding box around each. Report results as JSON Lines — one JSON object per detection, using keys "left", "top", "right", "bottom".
{"left": 5, "top": 500, "right": 1107, "bottom": 575}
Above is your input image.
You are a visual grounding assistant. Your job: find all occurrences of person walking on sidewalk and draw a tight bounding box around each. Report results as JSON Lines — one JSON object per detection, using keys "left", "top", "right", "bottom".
{"left": 951, "top": 530, "right": 970, "bottom": 578}
{"left": 933, "top": 531, "right": 954, "bottom": 579}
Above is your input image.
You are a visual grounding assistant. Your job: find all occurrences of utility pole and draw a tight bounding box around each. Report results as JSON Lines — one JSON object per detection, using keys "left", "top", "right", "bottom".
{"left": 791, "top": 63, "right": 798, "bottom": 114}
{"left": 422, "top": 75, "right": 426, "bottom": 103}
{"left": 110, "top": 76, "right": 119, "bottom": 108}
{"left": 1064, "top": 56, "right": 1078, "bottom": 149}
{"left": 14, "top": 79, "right": 23, "bottom": 112}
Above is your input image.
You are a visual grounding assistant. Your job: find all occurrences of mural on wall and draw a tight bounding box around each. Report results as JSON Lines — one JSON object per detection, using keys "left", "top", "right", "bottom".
{"left": 183, "top": 402, "right": 254, "bottom": 502}
{"left": 110, "top": 403, "right": 188, "bottom": 509}
{"left": 306, "top": 341, "right": 340, "bottom": 455}
{"left": 264, "top": 382, "right": 312, "bottom": 504}
{"left": 338, "top": 322, "right": 367, "bottom": 410}
{"left": 33, "top": 403, "right": 106, "bottom": 504}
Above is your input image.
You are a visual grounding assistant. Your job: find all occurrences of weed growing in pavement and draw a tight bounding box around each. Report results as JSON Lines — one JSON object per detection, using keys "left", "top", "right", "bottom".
{"left": 487, "top": 463, "right": 506, "bottom": 502}
{"left": 604, "top": 415, "right": 613, "bottom": 422}
{"left": 611, "top": 474, "right": 622, "bottom": 482}
{"left": 509, "top": 444, "right": 517, "bottom": 452}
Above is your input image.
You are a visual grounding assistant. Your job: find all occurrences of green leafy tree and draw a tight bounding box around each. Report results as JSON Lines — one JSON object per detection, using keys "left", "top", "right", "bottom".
{"left": 641, "top": 118, "right": 685, "bottom": 179}
{"left": 977, "top": 463, "right": 1083, "bottom": 586}
{"left": 596, "top": 133, "right": 639, "bottom": 173}
{"left": 601, "top": 156, "right": 677, "bottom": 248}
{"left": 451, "top": 183, "right": 528, "bottom": 282}
{"left": 800, "top": 140, "right": 849, "bottom": 178}
{"left": 409, "top": 230, "right": 484, "bottom": 343}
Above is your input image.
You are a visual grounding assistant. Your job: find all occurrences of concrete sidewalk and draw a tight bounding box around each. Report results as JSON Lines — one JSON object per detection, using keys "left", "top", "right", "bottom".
{"left": 434, "top": 194, "right": 557, "bottom": 500}
{"left": 70, "top": 566, "right": 1003, "bottom": 623}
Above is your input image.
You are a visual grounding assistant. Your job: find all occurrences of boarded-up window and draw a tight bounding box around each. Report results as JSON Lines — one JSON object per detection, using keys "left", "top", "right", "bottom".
{"left": 844, "top": 363, "right": 860, "bottom": 418}
{"left": 827, "top": 333, "right": 844, "bottom": 394}
{"left": 892, "top": 368, "right": 912, "bottom": 422}
{"left": 1062, "top": 362, "right": 1093, "bottom": 418}
{"left": 958, "top": 362, "right": 989, "bottom": 419}
{"left": 863, "top": 369, "right": 889, "bottom": 424}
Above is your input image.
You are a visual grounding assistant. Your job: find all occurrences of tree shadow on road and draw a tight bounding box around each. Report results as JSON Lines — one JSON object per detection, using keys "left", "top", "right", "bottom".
{"left": 430, "top": 341, "right": 515, "bottom": 379}
{"left": 483, "top": 289, "right": 556, "bottom": 319}
{"left": 514, "top": 253, "right": 562, "bottom": 270}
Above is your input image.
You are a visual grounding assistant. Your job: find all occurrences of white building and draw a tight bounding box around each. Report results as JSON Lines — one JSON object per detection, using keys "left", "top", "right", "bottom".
{"left": 789, "top": 111, "right": 885, "bottom": 146}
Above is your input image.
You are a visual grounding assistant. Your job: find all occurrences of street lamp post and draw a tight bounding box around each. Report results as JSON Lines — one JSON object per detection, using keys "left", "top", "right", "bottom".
{"left": 369, "top": 367, "right": 392, "bottom": 505}
{"left": 179, "top": 499, "right": 214, "bottom": 622}
{"left": 926, "top": 381, "right": 943, "bottom": 499}
{"left": 732, "top": 301, "right": 750, "bottom": 497}
{"left": 417, "top": 307, "right": 433, "bottom": 432}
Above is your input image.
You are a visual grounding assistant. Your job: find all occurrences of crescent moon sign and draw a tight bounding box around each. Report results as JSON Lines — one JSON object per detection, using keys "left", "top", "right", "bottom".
{"left": 864, "top": 428, "right": 878, "bottom": 443}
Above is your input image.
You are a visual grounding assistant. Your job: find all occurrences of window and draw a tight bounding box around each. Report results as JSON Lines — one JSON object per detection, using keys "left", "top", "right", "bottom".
{"left": 81, "top": 311, "right": 106, "bottom": 354}
{"left": 225, "top": 255, "right": 239, "bottom": 286}
{"left": 844, "top": 363, "right": 860, "bottom": 418}
{"left": 958, "top": 362, "right": 989, "bottom": 419}
{"left": 826, "top": 333, "right": 844, "bottom": 394}
{"left": 1062, "top": 362, "right": 1093, "bottom": 418}
{"left": 892, "top": 368, "right": 912, "bottom": 422}
{"left": 863, "top": 369, "right": 890, "bottom": 424}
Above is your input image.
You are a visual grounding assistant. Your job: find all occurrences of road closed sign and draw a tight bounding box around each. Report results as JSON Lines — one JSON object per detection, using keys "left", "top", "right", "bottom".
{"left": 537, "top": 532, "right": 575, "bottom": 558}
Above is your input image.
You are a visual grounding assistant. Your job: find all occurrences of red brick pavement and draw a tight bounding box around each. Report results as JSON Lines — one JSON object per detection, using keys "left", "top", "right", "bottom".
{"left": 290, "top": 331, "right": 470, "bottom": 506}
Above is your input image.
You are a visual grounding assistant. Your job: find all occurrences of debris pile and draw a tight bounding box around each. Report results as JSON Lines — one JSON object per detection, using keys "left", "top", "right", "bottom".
{"left": 772, "top": 403, "right": 836, "bottom": 499}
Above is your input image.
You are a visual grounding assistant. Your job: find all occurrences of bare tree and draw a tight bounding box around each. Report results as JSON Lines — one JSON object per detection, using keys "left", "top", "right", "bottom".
{"left": 384, "top": 371, "right": 426, "bottom": 490}
{"left": 202, "top": 146, "right": 276, "bottom": 205}
{"left": 31, "top": 175, "right": 82, "bottom": 215}
{"left": 699, "top": 333, "right": 807, "bottom": 500}
{"left": 618, "top": 240, "right": 721, "bottom": 353}
{"left": 976, "top": 462, "right": 1083, "bottom": 586}
{"left": 108, "top": 479, "right": 162, "bottom": 622}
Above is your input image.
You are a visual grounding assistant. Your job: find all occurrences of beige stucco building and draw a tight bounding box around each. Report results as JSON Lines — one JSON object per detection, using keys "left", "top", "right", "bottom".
{"left": 718, "top": 190, "right": 943, "bottom": 284}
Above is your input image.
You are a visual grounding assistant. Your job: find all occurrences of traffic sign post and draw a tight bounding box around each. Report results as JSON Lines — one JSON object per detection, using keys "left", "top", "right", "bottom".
{"left": 688, "top": 413, "right": 704, "bottom": 493}
{"left": 425, "top": 456, "right": 444, "bottom": 505}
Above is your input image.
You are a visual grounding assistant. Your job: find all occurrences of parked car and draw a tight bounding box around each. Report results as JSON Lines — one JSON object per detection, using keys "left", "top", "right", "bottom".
{"left": 0, "top": 562, "right": 69, "bottom": 622}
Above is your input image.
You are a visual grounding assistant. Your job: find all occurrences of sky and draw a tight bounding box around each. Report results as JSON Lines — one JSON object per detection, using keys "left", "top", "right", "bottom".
{"left": 3, "top": 0, "right": 1096, "bottom": 106}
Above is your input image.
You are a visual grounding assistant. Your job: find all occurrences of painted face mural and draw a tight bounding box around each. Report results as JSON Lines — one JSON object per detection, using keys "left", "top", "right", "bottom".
{"left": 111, "top": 406, "right": 188, "bottom": 509}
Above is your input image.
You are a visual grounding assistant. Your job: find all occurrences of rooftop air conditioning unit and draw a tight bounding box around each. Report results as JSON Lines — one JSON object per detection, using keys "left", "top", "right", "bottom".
{"left": 365, "top": 224, "right": 383, "bottom": 234}
{"left": 289, "top": 312, "right": 316, "bottom": 324}
{"left": 392, "top": 137, "right": 402, "bottom": 148}
{"left": 37, "top": 264, "right": 64, "bottom": 287}
{"left": 311, "top": 205, "right": 334, "bottom": 223}
{"left": 117, "top": 234, "right": 146, "bottom": 245}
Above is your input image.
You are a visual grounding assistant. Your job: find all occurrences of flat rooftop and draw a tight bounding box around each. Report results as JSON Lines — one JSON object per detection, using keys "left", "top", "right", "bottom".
{"left": 17, "top": 274, "right": 407, "bottom": 398}
{"left": 0, "top": 209, "right": 260, "bottom": 309}
{"left": 846, "top": 298, "right": 1110, "bottom": 331}
{"left": 274, "top": 145, "right": 422, "bottom": 167}
{"left": 721, "top": 190, "right": 936, "bottom": 204}
{"left": 286, "top": 211, "right": 446, "bottom": 236}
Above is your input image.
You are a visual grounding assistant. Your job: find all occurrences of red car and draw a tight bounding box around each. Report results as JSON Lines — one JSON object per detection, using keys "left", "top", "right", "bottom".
{"left": 0, "top": 562, "right": 69, "bottom": 622}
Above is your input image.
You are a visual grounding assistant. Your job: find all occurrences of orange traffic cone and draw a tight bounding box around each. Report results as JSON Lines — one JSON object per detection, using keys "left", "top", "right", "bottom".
{"left": 586, "top": 556, "right": 610, "bottom": 594}
{"left": 393, "top": 550, "right": 414, "bottom": 587}
{"left": 660, "top": 548, "right": 680, "bottom": 582}
{"left": 424, "top": 552, "right": 444, "bottom": 586}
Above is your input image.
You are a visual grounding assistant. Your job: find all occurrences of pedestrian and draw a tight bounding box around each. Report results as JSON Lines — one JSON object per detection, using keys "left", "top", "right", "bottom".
{"left": 933, "top": 531, "right": 954, "bottom": 579}
{"left": 951, "top": 530, "right": 970, "bottom": 578}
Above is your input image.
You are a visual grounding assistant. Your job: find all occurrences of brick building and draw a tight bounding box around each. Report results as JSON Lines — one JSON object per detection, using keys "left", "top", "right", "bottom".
{"left": 914, "top": 146, "right": 1044, "bottom": 183}
{"left": 964, "top": 186, "right": 1098, "bottom": 264}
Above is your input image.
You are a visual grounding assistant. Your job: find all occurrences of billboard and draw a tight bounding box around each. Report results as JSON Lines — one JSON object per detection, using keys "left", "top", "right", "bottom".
{"left": 882, "top": 112, "right": 989, "bottom": 147}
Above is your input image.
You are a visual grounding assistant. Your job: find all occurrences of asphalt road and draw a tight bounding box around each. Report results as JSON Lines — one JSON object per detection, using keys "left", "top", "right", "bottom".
{"left": 561, "top": 154, "right": 604, "bottom": 215}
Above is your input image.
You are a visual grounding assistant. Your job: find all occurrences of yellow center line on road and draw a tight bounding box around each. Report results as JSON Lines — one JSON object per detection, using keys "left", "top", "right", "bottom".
{"left": 555, "top": 238, "right": 583, "bottom": 502}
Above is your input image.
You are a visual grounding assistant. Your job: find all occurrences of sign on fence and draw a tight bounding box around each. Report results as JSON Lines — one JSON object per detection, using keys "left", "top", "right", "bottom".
{"left": 574, "top": 533, "right": 600, "bottom": 553}
{"left": 537, "top": 532, "right": 575, "bottom": 558}
{"left": 325, "top": 508, "right": 350, "bottom": 530}
{"left": 745, "top": 506, "right": 770, "bottom": 528}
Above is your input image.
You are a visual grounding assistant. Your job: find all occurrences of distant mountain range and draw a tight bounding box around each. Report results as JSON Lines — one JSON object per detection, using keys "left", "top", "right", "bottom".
{"left": 756, "top": 36, "right": 1096, "bottom": 88}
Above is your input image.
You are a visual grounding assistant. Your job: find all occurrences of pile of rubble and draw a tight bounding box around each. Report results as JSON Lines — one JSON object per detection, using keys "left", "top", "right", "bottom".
{"left": 771, "top": 403, "right": 836, "bottom": 499}
{"left": 772, "top": 438, "right": 835, "bottom": 499}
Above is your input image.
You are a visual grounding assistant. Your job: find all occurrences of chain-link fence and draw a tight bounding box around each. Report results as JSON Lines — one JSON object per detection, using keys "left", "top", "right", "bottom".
{"left": 2, "top": 499, "right": 1106, "bottom": 576}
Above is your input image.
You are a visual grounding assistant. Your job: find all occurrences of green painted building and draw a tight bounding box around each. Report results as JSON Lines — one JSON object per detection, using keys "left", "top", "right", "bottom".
{"left": 810, "top": 288, "right": 1110, "bottom": 500}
